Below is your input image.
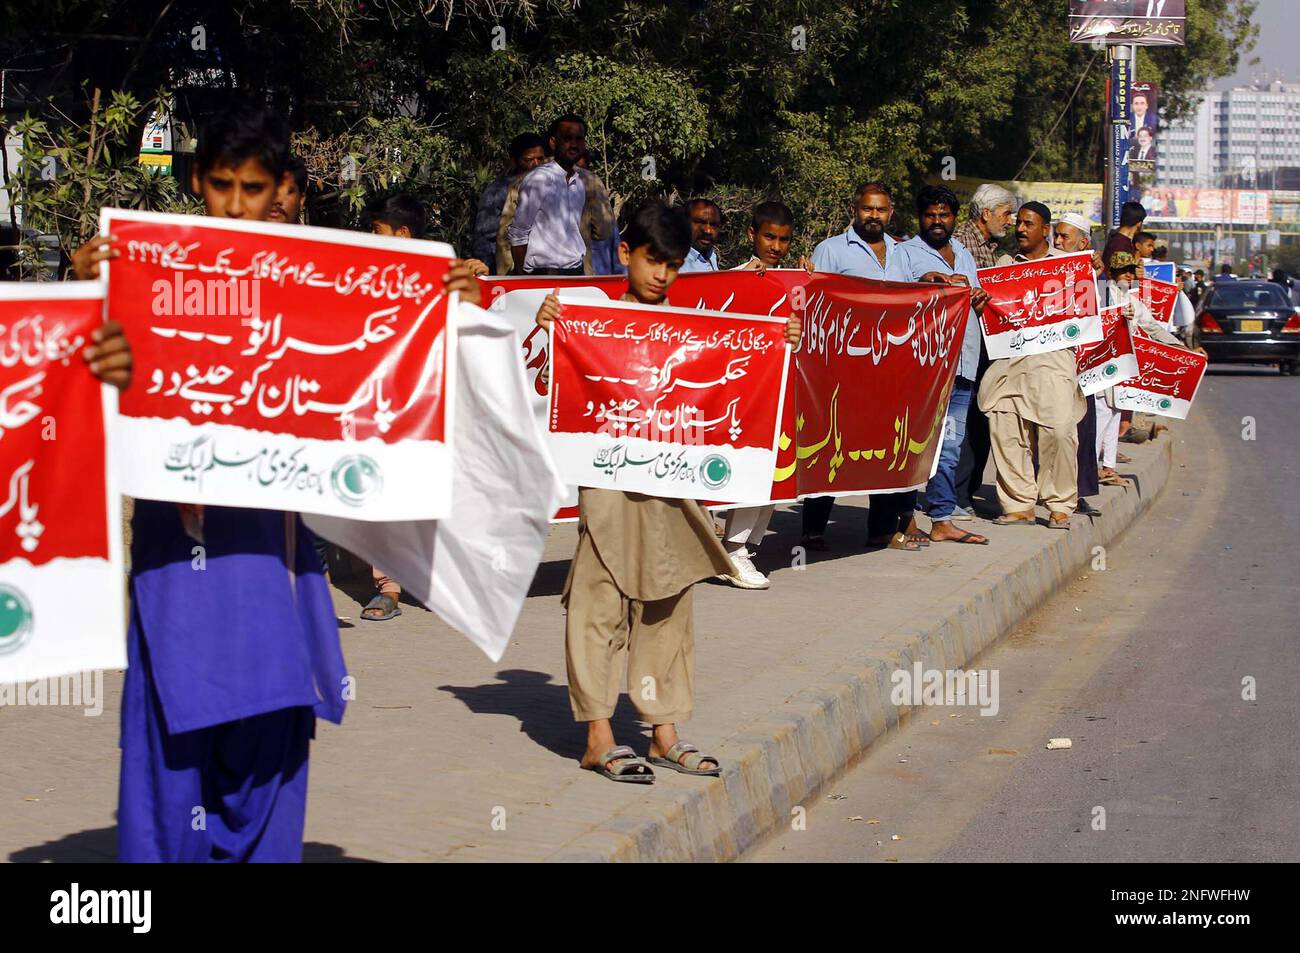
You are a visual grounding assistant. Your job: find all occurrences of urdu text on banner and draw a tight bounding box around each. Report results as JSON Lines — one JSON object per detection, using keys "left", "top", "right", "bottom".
{"left": 792, "top": 274, "right": 970, "bottom": 497}
{"left": 546, "top": 296, "right": 790, "bottom": 504}
{"left": 1, "top": 284, "right": 125, "bottom": 683}
{"left": 1113, "top": 336, "right": 1207, "bottom": 419}
{"left": 101, "top": 209, "right": 457, "bottom": 521}
{"left": 977, "top": 252, "right": 1102, "bottom": 359}
{"left": 1076, "top": 306, "right": 1140, "bottom": 396}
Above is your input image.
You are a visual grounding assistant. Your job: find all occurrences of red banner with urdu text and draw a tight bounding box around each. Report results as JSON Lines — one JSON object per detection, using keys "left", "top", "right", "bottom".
{"left": 546, "top": 296, "right": 790, "bottom": 503}
{"left": 1, "top": 284, "right": 125, "bottom": 683}
{"left": 1076, "top": 306, "right": 1139, "bottom": 396}
{"left": 102, "top": 209, "right": 456, "bottom": 521}
{"left": 976, "top": 253, "right": 1101, "bottom": 359}
{"left": 1113, "top": 336, "right": 1207, "bottom": 419}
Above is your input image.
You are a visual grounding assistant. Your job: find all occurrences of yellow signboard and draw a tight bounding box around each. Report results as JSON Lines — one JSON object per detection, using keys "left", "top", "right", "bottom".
{"left": 934, "top": 175, "right": 1105, "bottom": 226}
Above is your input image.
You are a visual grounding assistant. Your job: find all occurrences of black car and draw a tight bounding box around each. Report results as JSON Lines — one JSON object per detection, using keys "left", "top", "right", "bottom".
{"left": 1195, "top": 280, "right": 1300, "bottom": 374}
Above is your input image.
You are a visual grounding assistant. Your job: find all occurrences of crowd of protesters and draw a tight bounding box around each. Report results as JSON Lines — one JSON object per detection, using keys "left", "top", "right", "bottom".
{"left": 62, "top": 103, "right": 1208, "bottom": 860}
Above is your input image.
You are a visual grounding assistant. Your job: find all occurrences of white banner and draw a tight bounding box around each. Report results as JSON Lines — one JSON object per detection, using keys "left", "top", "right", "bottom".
{"left": 306, "top": 303, "right": 565, "bottom": 662}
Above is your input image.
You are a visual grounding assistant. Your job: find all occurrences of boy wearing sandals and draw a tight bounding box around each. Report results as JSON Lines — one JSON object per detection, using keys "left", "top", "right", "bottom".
{"left": 535, "top": 202, "right": 802, "bottom": 782}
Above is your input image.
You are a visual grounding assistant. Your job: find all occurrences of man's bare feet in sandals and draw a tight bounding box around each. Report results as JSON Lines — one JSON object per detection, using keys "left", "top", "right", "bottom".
{"left": 929, "top": 519, "right": 989, "bottom": 545}
{"left": 581, "top": 719, "right": 654, "bottom": 781}
{"left": 648, "top": 723, "right": 719, "bottom": 775}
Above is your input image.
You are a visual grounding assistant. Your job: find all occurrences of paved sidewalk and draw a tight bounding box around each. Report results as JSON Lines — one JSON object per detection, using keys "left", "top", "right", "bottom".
{"left": 2, "top": 436, "right": 1172, "bottom": 863}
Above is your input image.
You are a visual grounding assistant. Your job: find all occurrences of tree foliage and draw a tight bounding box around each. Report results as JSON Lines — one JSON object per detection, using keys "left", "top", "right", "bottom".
{"left": 0, "top": 0, "right": 1258, "bottom": 269}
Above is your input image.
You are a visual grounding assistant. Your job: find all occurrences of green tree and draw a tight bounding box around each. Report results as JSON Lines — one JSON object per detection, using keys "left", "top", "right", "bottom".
{"left": 5, "top": 88, "right": 198, "bottom": 278}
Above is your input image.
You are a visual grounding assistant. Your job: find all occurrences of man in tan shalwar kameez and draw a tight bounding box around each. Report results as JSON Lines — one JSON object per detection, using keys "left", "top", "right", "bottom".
{"left": 536, "top": 201, "right": 802, "bottom": 783}
{"left": 978, "top": 201, "right": 1086, "bottom": 530}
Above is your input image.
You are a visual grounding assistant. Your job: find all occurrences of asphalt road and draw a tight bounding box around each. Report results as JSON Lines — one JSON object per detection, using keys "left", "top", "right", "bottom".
{"left": 749, "top": 365, "right": 1300, "bottom": 863}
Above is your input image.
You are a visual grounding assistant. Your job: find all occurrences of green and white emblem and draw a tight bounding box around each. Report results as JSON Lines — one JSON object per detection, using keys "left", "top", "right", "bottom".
{"left": 330, "top": 455, "right": 384, "bottom": 507}
{"left": 0, "top": 584, "right": 34, "bottom": 656}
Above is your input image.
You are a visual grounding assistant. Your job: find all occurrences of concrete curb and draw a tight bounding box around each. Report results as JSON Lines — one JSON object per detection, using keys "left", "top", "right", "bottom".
{"left": 549, "top": 437, "right": 1174, "bottom": 862}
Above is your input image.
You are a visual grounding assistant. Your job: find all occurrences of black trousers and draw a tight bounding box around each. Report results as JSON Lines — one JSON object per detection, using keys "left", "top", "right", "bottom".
{"left": 801, "top": 491, "right": 917, "bottom": 540}
{"left": 1077, "top": 395, "right": 1099, "bottom": 498}
{"left": 954, "top": 339, "right": 992, "bottom": 510}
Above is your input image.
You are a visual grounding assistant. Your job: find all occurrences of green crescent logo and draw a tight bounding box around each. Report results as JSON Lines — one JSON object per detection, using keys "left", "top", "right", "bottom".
{"left": 330, "top": 455, "right": 384, "bottom": 506}
{"left": 0, "top": 585, "right": 34, "bottom": 656}
{"left": 1103, "top": 362, "right": 1119, "bottom": 377}
{"left": 1064, "top": 323, "right": 1081, "bottom": 339}
{"left": 699, "top": 454, "right": 731, "bottom": 490}
{"left": 1158, "top": 398, "right": 1173, "bottom": 411}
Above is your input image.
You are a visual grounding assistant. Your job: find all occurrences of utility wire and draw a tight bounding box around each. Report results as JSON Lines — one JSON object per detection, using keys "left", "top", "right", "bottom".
{"left": 1013, "top": 49, "right": 1102, "bottom": 181}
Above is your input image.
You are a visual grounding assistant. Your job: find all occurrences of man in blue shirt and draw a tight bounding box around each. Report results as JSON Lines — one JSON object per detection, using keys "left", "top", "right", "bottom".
{"left": 472, "top": 132, "right": 546, "bottom": 271}
{"left": 679, "top": 198, "right": 723, "bottom": 272}
{"left": 894, "top": 185, "right": 991, "bottom": 545}
{"left": 801, "top": 183, "right": 920, "bottom": 551}
{"left": 809, "top": 182, "right": 908, "bottom": 282}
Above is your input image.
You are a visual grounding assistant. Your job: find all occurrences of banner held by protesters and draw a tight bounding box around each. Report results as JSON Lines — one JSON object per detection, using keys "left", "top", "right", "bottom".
{"left": 0, "top": 284, "right": 125, "bottom": 683}
{"left": 102, "top": 208, "right": 457, "bottom": 521}
{"left": 794, "top": 274, "right": 971, "bottom": 498}
{"left": 546, "top": 295, "right": 790, "bottom": 503}
{"left": 1114, "top": 335, "right": 1208, "bottom": 419}
{"left": 1134, "top": 276, "right": 1180, "bottom": 327}
{"left": 1076, "top": 305, "right": 1140, "bottom": 396}
{"left": 977, "top": 251, "right": 1101, "bottom": 359}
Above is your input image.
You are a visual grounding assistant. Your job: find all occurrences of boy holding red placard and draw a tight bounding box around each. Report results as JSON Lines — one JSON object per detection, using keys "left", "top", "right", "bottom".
{"left": 72, "top": 105, "right": 482, "bottom": 862}
{"left": 535, "top": 202, "right": 802, "bottom": 782}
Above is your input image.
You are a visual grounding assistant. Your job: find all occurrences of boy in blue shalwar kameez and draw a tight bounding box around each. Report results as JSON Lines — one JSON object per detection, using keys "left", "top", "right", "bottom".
{"left": 77, "top": 107, "right": 346, "bottom": 862}
{"left": 76, "top": 105, "right": 484, "bottom": 862}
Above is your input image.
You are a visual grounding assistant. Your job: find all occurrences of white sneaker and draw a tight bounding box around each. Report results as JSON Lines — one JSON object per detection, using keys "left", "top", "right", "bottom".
{"left": 950, "top": 506, "right": 975, "bottom": 522}
{"left": 722, "top": 549, "right": 770, "bottom": 590}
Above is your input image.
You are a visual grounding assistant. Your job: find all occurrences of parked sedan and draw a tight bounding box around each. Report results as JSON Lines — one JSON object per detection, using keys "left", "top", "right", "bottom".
{"left": 1195, "top": 280, "right": 1300, "bottom": 374}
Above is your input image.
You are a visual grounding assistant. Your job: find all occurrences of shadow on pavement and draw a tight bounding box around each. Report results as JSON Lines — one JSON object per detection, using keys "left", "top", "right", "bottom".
{"left": 9, "top": 826, "right": 117, "bottom": 863}
{"left": 438, "top": 669, "right": 646, "bottom": 762}
{"left": 8, "top": 826, "right": 377, "bottom": 863}
{"left": 302, "top": 842, "right": 381, "bottom": 863}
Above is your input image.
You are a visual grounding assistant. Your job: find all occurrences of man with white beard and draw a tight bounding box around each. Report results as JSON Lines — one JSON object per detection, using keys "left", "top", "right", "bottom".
{"left": 952, "top": 184, "right": 1017, "bottom": 519}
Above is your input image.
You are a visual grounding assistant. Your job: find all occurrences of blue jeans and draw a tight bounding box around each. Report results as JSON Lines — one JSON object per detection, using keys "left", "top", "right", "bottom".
{"left": 926, "top": 378, "right": 973, "bottom": 523}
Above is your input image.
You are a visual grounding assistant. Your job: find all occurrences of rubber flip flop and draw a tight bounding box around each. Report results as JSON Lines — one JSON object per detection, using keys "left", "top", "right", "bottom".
{"left": 360, "top": 593, "right": 402, "bottom": 621}
{"left": 933, "top": 531, "right": 990, "bottom": 545}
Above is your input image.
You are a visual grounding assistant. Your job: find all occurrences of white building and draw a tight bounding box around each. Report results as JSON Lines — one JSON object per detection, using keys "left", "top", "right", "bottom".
{"left": 1158, "top": 80, "right": 1300, "bottom": 189}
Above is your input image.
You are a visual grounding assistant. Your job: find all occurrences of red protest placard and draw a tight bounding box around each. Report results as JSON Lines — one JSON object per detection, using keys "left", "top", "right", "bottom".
{"left": 487, "top": 270, "right": 808, "bottom": 514}
{"left": 1075, "top": 306, "right": 1139, "bottom": 396}
{"left": 546, "top": 296, "right": 790, "bottom": 503}
{"left": 668, "top": 268, "right": 810, "bottom": 317}
{"left": 1113, "top": 337, "right": 1207, "bottom": 419}
{"left": 976, "top": 252, "right": 1101, "bottom": 359}
{"left": 668, "top": 270, "right": 808, "bottom": 503}
{"left": 1, "top": 284, "right": 125, "bottom": 682}
{"left": 794, "top": 275, "right": 971, "bottom": 497}
{"left": 102, "top": 208, "right": 456, "bottom": 521}
{"left": 1134, "top": 277, "right": 1180, "bottom": 327}
{"left": 483, "top": 275, "right": 632, "bottom": 521}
